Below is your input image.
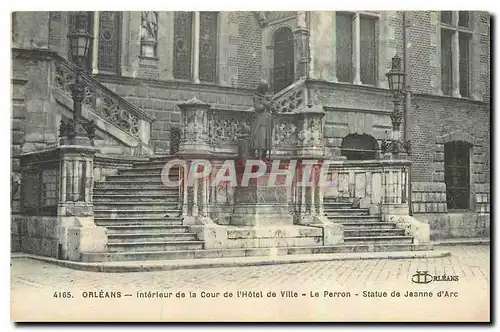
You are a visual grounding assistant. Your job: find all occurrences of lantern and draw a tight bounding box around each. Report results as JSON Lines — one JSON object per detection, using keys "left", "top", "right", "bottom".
{"left": 386, "top": 55, "right": 406, "bottom": 96}
{"left": 68, "top": 12, "right": 92, "bottom": 67}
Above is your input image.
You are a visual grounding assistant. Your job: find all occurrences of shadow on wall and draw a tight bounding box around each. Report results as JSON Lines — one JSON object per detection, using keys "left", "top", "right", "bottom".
{"left": 340, "top": 133, "right": 380, "bottom": 160}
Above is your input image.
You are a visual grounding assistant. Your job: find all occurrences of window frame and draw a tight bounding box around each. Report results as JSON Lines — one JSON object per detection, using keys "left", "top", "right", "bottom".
{"left": 172, "top": 11, "right": 219, "bottom": 84}
{"left": 439, "top": 11, "right": 473, "bottom": 99}
{"left": 334, "top": 11, "right": 380, "bottom": 87}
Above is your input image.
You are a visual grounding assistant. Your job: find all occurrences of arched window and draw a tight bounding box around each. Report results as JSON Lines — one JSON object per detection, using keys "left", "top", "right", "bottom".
{"left": 341, "top": 133, "right": 379, "bottom": 160}
{"left": 445, "top": 141, "right": 471, "bottom": 209}
{"left": 273, "top": 27, "right": 294, "bottom": 93}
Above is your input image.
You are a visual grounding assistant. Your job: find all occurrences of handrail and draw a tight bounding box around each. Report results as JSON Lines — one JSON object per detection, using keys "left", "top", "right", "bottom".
{"left": 52, "top": 55, "right": 154, "bottom": 139}
{"left": 270, "top": 78, "right": 308, "bottom": 114}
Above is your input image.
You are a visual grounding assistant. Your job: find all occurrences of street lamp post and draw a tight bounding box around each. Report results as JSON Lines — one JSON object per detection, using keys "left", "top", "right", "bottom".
{"left": 59, "top": 11, "right": 96, "bottom": 146}
{"left": 382, "top": 55, "right": 411, "bottom": 158}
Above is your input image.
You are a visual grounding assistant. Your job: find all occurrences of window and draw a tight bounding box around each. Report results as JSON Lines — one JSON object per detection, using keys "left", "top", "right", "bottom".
{"left": 173, "top": 12, "right": 193, "bottom": 80}
{"left": 444, "top": 141, "right": 471, "bottom": 210}
{"left": 335, "top": 12, "right": 378, "bottom": 85}
{"left": 336, "top": 13, "right": 353, "bottom": 83}
{"left": 360, "top": 16, "right": 377, "bottom": 85}
{"left": 98, "top": 12, "right": 121, "bottom": 74}
{"left": 273, "top": 26, "right": 295, "bottom": 92}
{"left": 459, "top": 32, "right": 471, "bottom": 97}
{"left": 199, "top": 12, "right": 218, "bottom": 83}
{"left": 173, "top": 11, "right": 218, "bottom": 83}
{"left": 440, "top": 11, "right": 452, "bottom": 25}
{"left": 440, "top": 11, "right": 473, "bottom": 97}
{"left": 441, "top": 29, "right": 453, "bottom": 96}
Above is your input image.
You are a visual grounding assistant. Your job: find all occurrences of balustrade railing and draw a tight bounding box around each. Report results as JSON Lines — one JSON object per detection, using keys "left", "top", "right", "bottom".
{"left": 271, "top": 78, "right": 308, "bottom": 113}
{"left": 323, "top": 160, "right": 411, "bottom": 211}
{"left": 52, "top": 55, "right": 154, "bottom": 143}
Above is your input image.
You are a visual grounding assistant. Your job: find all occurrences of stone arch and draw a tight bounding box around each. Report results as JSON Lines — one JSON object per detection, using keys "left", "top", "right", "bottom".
{"left": 437, "top": 130, "right": 480, "bottom": 146}
{"left": 272, "top": 26, "right": 295, "bottom": 93}
{"left": 340, "top": 133, "right": 380, "bottom": 160}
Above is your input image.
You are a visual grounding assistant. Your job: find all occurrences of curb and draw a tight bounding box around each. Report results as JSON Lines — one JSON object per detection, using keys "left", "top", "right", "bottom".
{"left": 11, "top": 250, "right": 451, "bottom": 273}
{"left": 431, "top": 239, "right": 490, "bottom": 246}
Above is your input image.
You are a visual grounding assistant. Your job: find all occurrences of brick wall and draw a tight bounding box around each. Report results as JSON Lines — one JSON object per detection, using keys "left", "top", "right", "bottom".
{"left": 407, "top": 11, "right": 434, "bottom": 94}
{"left": 409, "top": 95, "right": 490, "bottom": 182}
{"left": 234, "top": 12, "right": 263, "bottom": 89}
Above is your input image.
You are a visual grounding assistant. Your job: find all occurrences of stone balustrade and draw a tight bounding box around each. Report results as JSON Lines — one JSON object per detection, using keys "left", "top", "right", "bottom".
{"left": 177, "top": 78, "right": 323, "bottom": 159}
{"left": 323, "top": 159, "right": 411, "bottom": 215}
{"left": 52, "top": 55, "right": 154, "bottom": 147}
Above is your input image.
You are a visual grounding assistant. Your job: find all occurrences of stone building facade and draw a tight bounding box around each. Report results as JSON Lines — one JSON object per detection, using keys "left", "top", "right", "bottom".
{"left": 11, "top": 11, "right": 490, "bottom": 254}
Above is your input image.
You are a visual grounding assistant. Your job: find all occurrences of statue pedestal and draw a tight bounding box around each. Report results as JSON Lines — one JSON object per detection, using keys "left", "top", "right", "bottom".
{"left": 230, "top": 160, "right": 294, "bottom": 226}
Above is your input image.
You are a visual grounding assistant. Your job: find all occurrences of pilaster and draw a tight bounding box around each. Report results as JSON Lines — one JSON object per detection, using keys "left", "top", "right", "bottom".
{"left": 352, "top": 13, "right": 362, "bottom": 85}
{"left": 192, "top": 12, "right": 201, "bottom": 84}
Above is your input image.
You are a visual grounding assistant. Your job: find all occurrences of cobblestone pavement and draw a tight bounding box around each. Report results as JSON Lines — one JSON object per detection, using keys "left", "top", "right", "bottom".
{"left": 11, "top": 245, "right": 490, "bottom": 322}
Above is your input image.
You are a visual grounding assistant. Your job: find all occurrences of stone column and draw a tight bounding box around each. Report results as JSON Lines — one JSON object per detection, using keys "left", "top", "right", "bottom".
{"left": 451, "top": 11, "right": 461, "bottom": 98}
{"left": 192, "top": 11, "right": 201, "bottom": 83}
{"left": 91, "top": 11, "right": 100, "bottom": 75}
{"left": 177, "top": 98, "right": 212, "bottom": 156}
{"left": 295, "top": 158, "right": 344, "bottom": 245}
{"left": 352, "top": 13, "right": 362, "bottom": 85}
{"left": 57, "top": 145, "right": 106, "bottom": 261}
{"left": 293, "top": 11, "right": 309, "bottom": 80}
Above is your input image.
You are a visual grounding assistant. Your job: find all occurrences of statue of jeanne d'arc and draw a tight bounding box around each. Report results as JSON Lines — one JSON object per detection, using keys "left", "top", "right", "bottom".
{"left": 250, "top": 79, "right": 275, "bottom": 160}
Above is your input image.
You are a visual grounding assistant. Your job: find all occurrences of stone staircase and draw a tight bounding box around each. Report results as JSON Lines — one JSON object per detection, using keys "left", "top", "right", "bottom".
{"left": 81, "top": 158, "right": 431, "bottom": 263}
{"left": 91, "top": 159, "right": 204, "bottom": 259}
{"left": 323, "top": 197, "right": 420, "bottom": 251}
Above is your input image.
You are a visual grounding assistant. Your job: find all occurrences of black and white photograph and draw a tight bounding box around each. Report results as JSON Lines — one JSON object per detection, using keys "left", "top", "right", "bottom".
{"left": 8, "top": 6, "right": 491, "bottom": 322}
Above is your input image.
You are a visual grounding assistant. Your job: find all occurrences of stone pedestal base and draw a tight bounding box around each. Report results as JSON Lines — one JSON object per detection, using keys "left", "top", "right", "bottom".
{"left": 190, "top": 224, "right": 323, "bottom": 249}
{"left": 381, "top": 203, "right": 409, "bottom": 215}
{"left": 58, "top": 216, "right": 107, "bottom": 261}
{"left": 231, "top": 203, "right": 294, "bottom": 226}
{"left": 309, "top": 215, "right": 344, "bottom": 245}
{"left": 231, "top": 167, "right": 294, "bottom": 226}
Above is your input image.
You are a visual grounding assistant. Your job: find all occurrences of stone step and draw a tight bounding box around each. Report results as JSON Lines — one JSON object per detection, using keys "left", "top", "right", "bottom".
{"left": 94, "top": 209, "right": 181, "bottom": 218}
{"left": 93, "top": 202, "right": 180, "bottom": 210}
{"left": 133, "top": 160, "right": 180, "bottom": 167}
{"left": 106, "top": 241, "right": 204, "bottom": 252}
{"left": 94, "top": 181, "right": 176, "bottom": 190}
{"left": 95, "top": 216, "right": 181, "bottom": 222}
{"left": 108, "top": 232, "right": 198, "bottom": 243}
{"left": 97, "top": 221, "right": 183, "bottom": 227}
{"left": 104, "top": 225, "right": 189, "bottom": 234}
{"left": 341, "top": 222, "right": 397, "bottom": 229}
{"left": 324, "top": 208, "right": 370, "bottom": 216}
{"left": 81, "top": 243, "right": 434, "bottom": 262}
{"left": 93, "top": 194, "right": 180, "bottom": 202}
{"left": 326, "top": 215, "right": 380, "bottom": 222}
{"left": 119, "top": 165, "right": 171, "bottom": 173}
{"left": 322, "top": 202, "right": 353, "bottom": 208}
{"left": 344, "top": 236, "right": 414, "bottom": 245}
{"left": 343, "top": 229, "right": 405, "bottom": 237}
{"left": 105, "top": 174, "right": 173, "bottom": 182}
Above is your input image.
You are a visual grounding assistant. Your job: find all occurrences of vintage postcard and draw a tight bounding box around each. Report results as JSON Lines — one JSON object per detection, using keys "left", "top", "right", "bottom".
{"left": 10, "top": 9, "right": 491, "bottom": 322}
